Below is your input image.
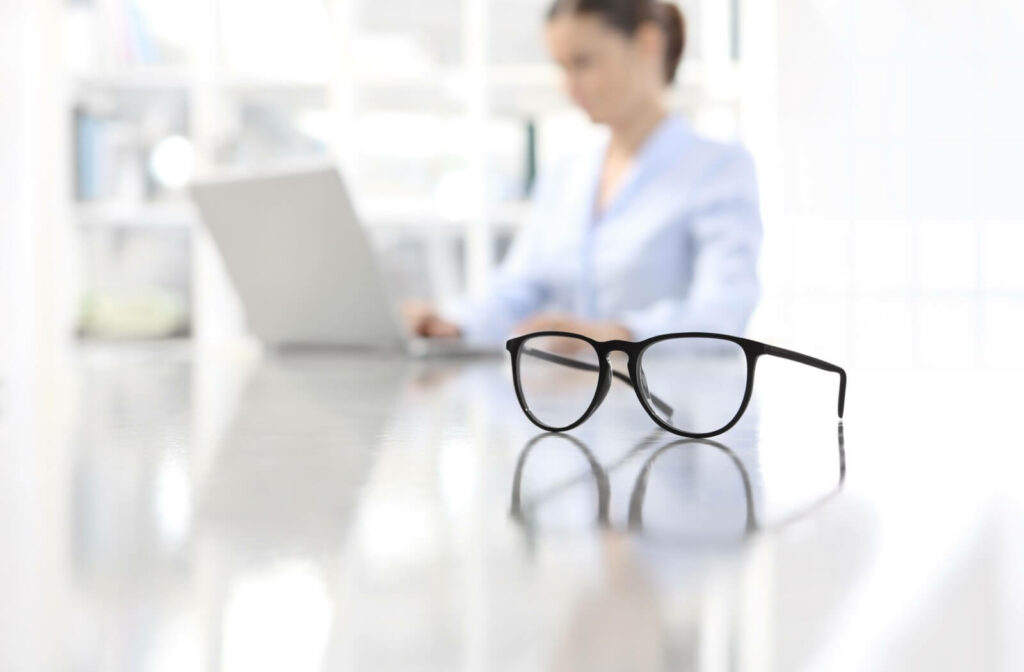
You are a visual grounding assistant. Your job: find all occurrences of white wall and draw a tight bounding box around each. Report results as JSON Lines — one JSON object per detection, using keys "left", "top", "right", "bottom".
{"left": 0, "top": 1, "right": 65, "bottom": 669}
{"left": 0, "top": 0, "right": 42, "bottom": 655}
{"left": 752, "top": 0, "right": 1024, "bottom": 371}
{"left": 0, "top": 0, "right": 38, "bottom": 382}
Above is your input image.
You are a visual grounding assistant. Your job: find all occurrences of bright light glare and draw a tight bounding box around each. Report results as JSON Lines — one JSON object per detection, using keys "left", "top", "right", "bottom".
{"left": 148, "top": 135, "right": 196, "bottom": 190}
{"left": 221, "top": 561, "right": 333, "bottom": 672}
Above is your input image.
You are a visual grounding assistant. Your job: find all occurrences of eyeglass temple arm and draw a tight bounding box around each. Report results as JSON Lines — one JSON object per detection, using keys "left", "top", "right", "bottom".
{"left": 521, "top": 347, "right": 675, "bottom": 417}
{"left": 762, "top": 344, "right": 847, "bottom": 418}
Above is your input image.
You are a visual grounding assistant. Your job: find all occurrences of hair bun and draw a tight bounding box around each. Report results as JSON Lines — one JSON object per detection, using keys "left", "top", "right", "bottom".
{"left": 657, "top": 2, "right": 686, "bottom": 85}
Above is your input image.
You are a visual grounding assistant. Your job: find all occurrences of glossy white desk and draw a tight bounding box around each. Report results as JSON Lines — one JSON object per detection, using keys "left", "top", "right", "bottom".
{"left": 1, "top": 346, "right": 1021, "bottom": 671}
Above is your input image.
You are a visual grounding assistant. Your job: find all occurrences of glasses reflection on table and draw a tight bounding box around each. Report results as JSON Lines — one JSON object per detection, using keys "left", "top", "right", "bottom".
{"left": 509, "top": 421, "right": 846, "bottom": 546}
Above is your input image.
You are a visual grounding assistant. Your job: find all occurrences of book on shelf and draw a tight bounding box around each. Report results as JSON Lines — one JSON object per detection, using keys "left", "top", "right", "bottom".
{"left": 67, "top": 0, "right": 163, "bottom": 70}
{"left": 74, "top": 106, "right": 146, "bottom": 202}
{"left": 121, "top": 0, "right": 160, "bottom": 65}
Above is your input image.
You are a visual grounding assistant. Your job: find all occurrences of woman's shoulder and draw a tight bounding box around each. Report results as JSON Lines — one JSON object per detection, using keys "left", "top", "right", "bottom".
{"left": 649, "top": 123, "right": 755, "bottom": 201}
{"left": 665, "top": 116, "right": 754, "bottom": 174}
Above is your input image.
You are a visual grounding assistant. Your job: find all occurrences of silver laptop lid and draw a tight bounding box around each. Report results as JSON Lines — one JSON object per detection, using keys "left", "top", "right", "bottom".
{"left": 191, "top": 163, "right": 407, "bottom": 350}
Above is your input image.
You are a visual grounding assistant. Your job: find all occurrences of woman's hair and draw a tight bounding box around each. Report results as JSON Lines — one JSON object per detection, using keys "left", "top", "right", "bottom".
{"left": 547, "top": 0, "right": 686, "bottom": 85}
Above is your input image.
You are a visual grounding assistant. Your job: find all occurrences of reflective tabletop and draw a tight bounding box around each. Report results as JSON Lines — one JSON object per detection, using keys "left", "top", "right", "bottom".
{"left": 2, "top": 346, "right": 1022, "bottom": 671}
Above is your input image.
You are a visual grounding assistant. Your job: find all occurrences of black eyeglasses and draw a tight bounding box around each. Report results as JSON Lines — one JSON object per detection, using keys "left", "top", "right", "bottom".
{"left": 505, "top": 331, "right": 846, "bottom": 439}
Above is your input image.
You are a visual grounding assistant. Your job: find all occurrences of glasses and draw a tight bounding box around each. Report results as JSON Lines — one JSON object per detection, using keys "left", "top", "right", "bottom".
{"left": 505, "top": 331, "right": 846, "bottom": 439}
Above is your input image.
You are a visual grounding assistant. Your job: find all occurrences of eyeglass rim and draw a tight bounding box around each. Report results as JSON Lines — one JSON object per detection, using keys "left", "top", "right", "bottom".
{"left": 507, "top": 333, "right": 608, "bottom": 434}
{"left": 505, "top": 330, "right": 847, "bottom": 439}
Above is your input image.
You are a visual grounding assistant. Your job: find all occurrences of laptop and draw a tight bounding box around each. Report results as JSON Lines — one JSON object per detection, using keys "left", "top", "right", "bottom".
{"left": 190, "top": 162, "right": 500, "bottom": 357}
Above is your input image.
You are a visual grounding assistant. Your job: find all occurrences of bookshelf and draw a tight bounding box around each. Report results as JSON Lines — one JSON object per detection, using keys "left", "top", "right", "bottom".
{"left": 62, "top": 0, "right": 752, "bottom": 343}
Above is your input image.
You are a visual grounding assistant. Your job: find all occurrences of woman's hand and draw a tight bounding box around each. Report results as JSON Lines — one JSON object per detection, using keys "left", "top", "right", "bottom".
{"left": 402, "top": 301, "right": 461, "bottom": 338}
{"left": 515, "top": 313, "right": 633, "bottom": 343}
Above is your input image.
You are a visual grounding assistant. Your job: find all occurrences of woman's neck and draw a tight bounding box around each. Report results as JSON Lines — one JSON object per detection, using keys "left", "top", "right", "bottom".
{"left": 607, "top": 100, "right": 669, "bottom": 157}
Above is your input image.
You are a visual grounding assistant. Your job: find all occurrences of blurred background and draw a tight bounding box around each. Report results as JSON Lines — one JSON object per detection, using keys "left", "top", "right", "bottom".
{"left": 2, "top": 0, "right": 1023, "bottom": 373}
{"left": 3, "top": 3, "right": 1024, "bottom": 671}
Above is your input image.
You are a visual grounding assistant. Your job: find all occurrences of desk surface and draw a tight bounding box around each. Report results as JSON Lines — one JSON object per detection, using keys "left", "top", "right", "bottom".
{"left": 1, "top": 347, "right": 1022, "bottom": 671}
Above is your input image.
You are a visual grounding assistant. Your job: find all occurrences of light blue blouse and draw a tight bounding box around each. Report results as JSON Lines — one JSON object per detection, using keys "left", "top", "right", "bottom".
{"left": 447, "top": 114, "right": 763, "bottom": 344}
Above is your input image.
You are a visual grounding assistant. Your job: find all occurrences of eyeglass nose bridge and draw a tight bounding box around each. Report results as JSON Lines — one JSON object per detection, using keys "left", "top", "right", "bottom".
{"left": 596, "top": 340, "right": 641, "bottom": 379}
{"left": 595, "top": 345, "right": 654, "bottom": 407}
{"left": 601, "top": 339, "right": 635, "bottom": 354}
{"left": 583, "top": 344, "right": 637, "bottom": 416}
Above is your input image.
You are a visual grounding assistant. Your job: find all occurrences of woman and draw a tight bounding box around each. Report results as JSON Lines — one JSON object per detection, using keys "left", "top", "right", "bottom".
{"left": 406, "top": 0, "right": 762, "bottom": 345}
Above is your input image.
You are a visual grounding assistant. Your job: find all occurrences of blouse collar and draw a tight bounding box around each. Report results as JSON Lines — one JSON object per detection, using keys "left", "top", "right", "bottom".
{"left": 588, "top": 113, "right": 695, "bottom": 223}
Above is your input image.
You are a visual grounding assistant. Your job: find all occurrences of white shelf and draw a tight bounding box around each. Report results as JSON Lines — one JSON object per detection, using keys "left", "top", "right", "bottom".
{"left": 71, "top": 69, "right": 332, "bottom": 93}
{"left": 70, "top": 67, "right": 195, "bottom": 91}
{"left": 69, "top": 60, "right": 741, "bottom": 95}
{"left": 75, "top": 202, "right": 198, "bottom": 230}
{"left": 215, "top": 73, "right": 332, "bottom": 92}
